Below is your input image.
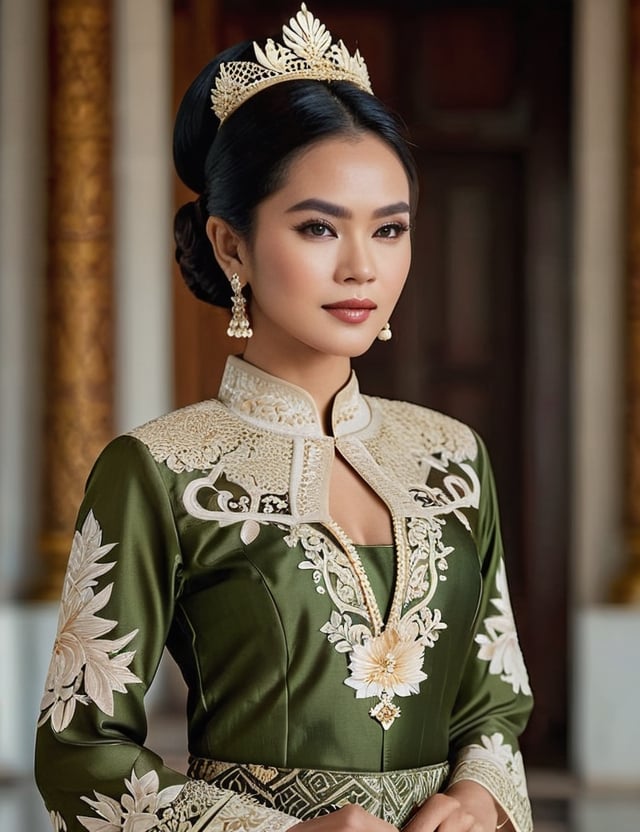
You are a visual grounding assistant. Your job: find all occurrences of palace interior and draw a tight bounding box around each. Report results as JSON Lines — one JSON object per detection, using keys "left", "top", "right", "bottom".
{"left": 1, "top": 1, "right": 639, "bottom": 830}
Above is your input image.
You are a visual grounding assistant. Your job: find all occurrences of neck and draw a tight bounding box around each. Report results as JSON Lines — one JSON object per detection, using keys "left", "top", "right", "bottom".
{"left": 242, "top": 342, "right": 352, "bottom": 433}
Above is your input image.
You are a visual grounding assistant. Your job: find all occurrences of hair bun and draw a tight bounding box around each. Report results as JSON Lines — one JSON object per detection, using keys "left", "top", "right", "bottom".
{"left": 174, "top": 198, "right": 232, "bottom": 307}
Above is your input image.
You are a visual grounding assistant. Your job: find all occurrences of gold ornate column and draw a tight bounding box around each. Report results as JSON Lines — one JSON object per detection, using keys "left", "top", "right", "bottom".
{"left": 33, "top": 0, "right": 113, "bottom": 599}
{"left": 612, "top": 0, "right": 640, "bottom": 603}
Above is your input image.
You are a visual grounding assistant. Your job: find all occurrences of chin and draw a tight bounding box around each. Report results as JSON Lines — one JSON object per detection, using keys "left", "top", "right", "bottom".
{"left": 349, "top": 344, "right": 376, "bottom": 358}
{"left": 303, "top": 332, "right": 380, "bottom": 359}
{"left": 341, "top": 337, "right": 380, "bottom": 359}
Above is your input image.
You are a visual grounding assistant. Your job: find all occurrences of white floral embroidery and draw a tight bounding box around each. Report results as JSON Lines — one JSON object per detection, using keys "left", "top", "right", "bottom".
{"left": 78, "top": 770, "right": 298, "bottom": 832}
{"left": 406, "top": 516, "right": 453, "bottom": 601}
{"left": 414, "top": 606, "right": 448, "bottom": 648}
{"left": 320, "top": 610, "right": 370, "bottom": 652}
{"left": 50, "top": 810, "right": 67, "bottom": 831}
{"left": 182, "top": 450, "right": 294, "bottom": 532}
{"left": 78, "top": 769, "right": 184, "bottom": 832}
{"left": 293, "top": 517, "right": 451, "bottom": 728}
{"left": 39, "top": 512, "right": 142, "bottom": 733}
{"left": 130, "top": 358, "right": 481, "bottom": 730}
{"left": 133, "top": 357, "right": 477, "bottom": 524}
{"left": 462, "top": 732, "right": 528, "bottom": 799}
{"left": 475, "top": 561, "right": 531, "bottom": 695}
{"left": 293, "top": 525, "right": 368, "bottom": 613}
{"left": 344, "top": 625, "right": 428, "bottom": 699}
{"left": 219, "top": 358, "right": 319, "bottom": 431}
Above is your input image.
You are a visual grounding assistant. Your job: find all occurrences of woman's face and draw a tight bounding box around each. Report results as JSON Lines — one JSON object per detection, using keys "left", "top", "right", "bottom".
{"left": 239, "top": 132, "right": 412, "bottom": 362}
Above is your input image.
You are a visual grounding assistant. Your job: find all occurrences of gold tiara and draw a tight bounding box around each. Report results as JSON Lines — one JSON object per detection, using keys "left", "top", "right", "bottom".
{"left": 211, "top": 3, "right": 373, "bottom": 124}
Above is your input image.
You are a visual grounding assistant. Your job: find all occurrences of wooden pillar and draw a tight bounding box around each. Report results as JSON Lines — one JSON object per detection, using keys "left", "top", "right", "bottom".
{"left": 172, "top": 0, "right": 234, "bottom": 408}
{"left": 33, "top": 0, "right": 114, "bottom": 599}
{"left": 613, "top": 0, "right": 640, "bottom": 603}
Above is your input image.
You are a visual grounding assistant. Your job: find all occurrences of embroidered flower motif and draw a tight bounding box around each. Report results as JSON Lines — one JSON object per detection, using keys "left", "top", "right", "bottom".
{"left": 295, "top": 526, "right": 366, "bottom": 609}
{"left": 416, "top": 606, "right": 448, "bottom": 647}
{"left": 39, "top": 511, "right": 142, "bottom": 733}
{"left": 78, "top": 768, "right": 184, "bottom": 832}
{"left": 50, "top": 810, "right": 67, "bottom": 831}
{"left": 344, "top": 626, "right": 428, "bottom": 700}
{"left": 475, "top": 562, "right": 531, "bottom": 696}
{"left": 294, "top": 519, "right": 455, "bottom": 728}
{"left": 406, "top": 516, "right": 453, "bottom": 602}
{"left": 320, "top": 610, "right": 370, "bottom": 653}
{"left": 464, "top": 733, "right": 528, "bottom": 798}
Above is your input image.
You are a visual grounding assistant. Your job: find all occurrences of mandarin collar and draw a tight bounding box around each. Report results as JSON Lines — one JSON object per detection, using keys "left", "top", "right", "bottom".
{"left": 217, "top": 355, "right": 371, "bottom": 438}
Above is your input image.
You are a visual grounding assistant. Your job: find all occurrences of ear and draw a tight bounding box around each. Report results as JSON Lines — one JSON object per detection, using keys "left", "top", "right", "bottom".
{"left": 206, "top": 216, "right": 250, "bottom": 280}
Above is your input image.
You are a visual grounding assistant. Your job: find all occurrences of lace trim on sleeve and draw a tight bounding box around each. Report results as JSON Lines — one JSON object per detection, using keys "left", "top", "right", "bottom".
{"left": 448, "top": 738, "right": 532, "bottom": 832}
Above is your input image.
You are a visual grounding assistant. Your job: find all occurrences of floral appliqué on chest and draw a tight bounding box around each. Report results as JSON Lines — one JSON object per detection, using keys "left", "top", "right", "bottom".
{"left": 131, "top": 357, "right": 481, "bottom": 730}
{"left": 287, "top": 503, "right": 473, "bottom": 729}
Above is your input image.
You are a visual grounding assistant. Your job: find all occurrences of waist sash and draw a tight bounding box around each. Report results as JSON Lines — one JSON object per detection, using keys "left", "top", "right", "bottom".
{"left": 188, "top": 756, "right": 450, "bottom": 826}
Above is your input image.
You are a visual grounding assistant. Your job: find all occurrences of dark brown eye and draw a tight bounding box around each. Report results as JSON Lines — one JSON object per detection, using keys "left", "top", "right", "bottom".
{"left": 308, "top": 223, "right": 330, "bottom": 236}
{"left": 294, "top": 220, "right": 336, "bottom": 238}
{"left": 375, "top": 222, "right": 410, "bottom": 239}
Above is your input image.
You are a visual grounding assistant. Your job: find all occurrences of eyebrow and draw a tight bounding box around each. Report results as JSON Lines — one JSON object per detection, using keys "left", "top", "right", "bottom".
{"left": 286, "top": 198, "right": 410, "bottom": 219}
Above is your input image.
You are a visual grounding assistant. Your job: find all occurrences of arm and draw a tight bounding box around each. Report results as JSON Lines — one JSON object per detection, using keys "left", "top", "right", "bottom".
{"left": 445, "top": 437, "right": 533, "bottom": 832}
{"left": 401, "top": 439, "right": 531, "bottom": 832}
{"left": 35, "top": 436, "right": 298, "bottom": 832}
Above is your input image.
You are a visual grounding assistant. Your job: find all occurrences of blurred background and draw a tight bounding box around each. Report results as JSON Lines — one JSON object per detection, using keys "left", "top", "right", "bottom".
{"left": 1, "top": 0, "right": 639, "bottom": 829}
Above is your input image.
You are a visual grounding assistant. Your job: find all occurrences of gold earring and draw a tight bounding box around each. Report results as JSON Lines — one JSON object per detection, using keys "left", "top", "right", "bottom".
{"left": 377, "top": 322, "right": 392, "bottom": 342}
{"left": 227, "top": 273, "right": 253, "bottom": 338}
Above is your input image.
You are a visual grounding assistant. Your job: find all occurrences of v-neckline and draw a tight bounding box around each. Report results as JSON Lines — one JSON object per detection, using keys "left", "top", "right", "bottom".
{"left": 325, "top": 519, "right": 408, "bottom": 637}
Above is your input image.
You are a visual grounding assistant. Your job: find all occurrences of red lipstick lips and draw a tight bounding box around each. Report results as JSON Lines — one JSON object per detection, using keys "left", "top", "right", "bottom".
{"left": 323, "top": 298, "right": 377, "bottom": 323}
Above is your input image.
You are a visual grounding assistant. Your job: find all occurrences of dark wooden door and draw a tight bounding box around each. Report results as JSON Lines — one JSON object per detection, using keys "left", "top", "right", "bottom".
{"left": 172, "top": 0, "right": 572, "bottom": 766}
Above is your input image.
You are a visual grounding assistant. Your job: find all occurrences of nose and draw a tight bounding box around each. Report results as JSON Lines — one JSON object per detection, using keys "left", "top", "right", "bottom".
{"left": 335, "top": 235, "right": 376, "bottom": 284}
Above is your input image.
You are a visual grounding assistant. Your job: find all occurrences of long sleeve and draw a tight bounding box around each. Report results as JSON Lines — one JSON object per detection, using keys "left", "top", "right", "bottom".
{"left": 35, "top": 436, "right": 298, "bottom": 832}
{"left": 447, "top": 438, "right": 534, "bottom": 832}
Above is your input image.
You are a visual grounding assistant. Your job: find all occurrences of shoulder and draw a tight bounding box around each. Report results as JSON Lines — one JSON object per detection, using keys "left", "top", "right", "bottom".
{"left": 364, "top": 395, "right": 479, "bottom": 464}
{"left": 126, "top": 398, "right": 234, "bottom": 474}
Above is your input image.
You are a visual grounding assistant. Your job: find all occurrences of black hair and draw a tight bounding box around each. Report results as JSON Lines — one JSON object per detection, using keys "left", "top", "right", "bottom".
{"left": 173, "top": 40, "right": 418, "bottom": 308}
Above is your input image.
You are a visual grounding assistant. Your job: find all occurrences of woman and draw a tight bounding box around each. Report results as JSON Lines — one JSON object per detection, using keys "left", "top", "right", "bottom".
{"left": 35, "top": 5, "right": 533, "bottom": 832}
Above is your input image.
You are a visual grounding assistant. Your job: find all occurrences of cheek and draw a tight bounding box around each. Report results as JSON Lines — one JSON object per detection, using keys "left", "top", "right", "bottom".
{"left": 384, "top": 244, "right": 412, "bottom": 287}
{"left": 250, "top": 239, "right": 328, "bottom": 294}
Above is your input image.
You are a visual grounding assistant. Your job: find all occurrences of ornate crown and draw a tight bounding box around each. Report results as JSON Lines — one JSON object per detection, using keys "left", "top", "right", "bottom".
{"left": 211, "top": 3, "right": 373, "bottom": 124}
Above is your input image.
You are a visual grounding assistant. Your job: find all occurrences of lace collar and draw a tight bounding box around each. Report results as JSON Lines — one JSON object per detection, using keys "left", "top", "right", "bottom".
{"left": 217, "top": 356, "right": 371, "bottom": 438}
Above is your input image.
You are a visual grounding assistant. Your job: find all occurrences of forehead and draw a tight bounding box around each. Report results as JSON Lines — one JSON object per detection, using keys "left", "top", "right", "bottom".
{"left": 273, "top": 133, "right": 411, "bottom": 205}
